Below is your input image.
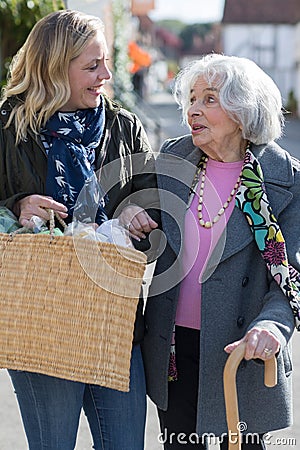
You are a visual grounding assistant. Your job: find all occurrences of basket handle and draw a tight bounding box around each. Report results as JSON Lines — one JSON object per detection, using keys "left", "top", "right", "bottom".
{"left": 47, "top": 209, "right": 68, "bottom": 236}
{"left": 223, "top": 342, "right": 277, "bottom": 450}
{"left": 7, "top": 209, "right": 67, "bottom": 239}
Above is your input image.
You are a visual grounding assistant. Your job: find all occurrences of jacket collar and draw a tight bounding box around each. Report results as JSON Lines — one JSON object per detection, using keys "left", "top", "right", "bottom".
{"left": 102, "top": 94, "right": 121, "bottom": 121}
{"left": 251, "top": 141, "right": 294, "bottom": 187}
{"left": 157, "top": 135, "right": 200, "bottom": 254}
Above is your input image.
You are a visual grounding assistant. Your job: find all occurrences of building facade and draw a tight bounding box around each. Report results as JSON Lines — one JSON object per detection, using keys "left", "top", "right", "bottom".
{"left": 222, "top": 0, "right": 300, "bottom": 115}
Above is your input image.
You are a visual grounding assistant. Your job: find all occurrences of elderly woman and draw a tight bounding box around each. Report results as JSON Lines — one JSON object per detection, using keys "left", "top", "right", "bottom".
{"left": 142, "top": 54, "right": 300, "bottom": 449}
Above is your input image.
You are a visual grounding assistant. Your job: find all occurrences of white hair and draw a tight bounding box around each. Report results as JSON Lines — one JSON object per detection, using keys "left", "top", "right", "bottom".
{"left": 173, "top": 53, "right": 284, "bottom": 145}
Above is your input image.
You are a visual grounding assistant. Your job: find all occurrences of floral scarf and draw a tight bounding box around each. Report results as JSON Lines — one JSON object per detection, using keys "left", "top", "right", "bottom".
{"left": 41, "top": 101, "right": 107, "bottom": 225}
{"left": 168, "top": 145, "right": 300, "bottom": 381}
{"left": 236, "top": 147, "right": 300, "bottom": 330}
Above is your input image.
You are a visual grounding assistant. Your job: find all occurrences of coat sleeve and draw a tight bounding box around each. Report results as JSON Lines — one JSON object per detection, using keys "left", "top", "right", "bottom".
{"left": 0, "top": 125, "right": 37, "bottom": 213}
{"left": 128, "top": 113, "right": 161, "bottom": 260}
{"left": 100, "top": 109, "right": 161, "bottom": 262}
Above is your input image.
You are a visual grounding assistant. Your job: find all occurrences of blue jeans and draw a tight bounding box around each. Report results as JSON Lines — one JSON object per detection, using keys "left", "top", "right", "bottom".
{"left": 8, "top": 345, "right": 146, "bottom": 450}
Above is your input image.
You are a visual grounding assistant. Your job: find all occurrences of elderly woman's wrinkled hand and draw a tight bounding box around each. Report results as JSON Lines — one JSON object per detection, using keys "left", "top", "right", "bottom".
{"left": 224, "top": 327, "right": 281, "bottom": 361}
{"left": 118, "top": 204, "right": 158, "bottom": 241}
{"left": 15, "top": 194, "right": 68, "bottom": 228}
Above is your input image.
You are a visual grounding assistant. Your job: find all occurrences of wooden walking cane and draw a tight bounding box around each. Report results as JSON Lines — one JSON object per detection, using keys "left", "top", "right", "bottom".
{"left": 223, "top": 342, "right": 277, "bottom": 450}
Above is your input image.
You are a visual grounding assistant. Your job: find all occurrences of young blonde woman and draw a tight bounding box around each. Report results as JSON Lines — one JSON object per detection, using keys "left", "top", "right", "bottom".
{"left": 0, "top": 10, "right": 158, "bottom": 450}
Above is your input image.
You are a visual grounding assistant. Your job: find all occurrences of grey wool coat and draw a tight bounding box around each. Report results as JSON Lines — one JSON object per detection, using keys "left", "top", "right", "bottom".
{"left": 142, "top": 135, "right": 300, "bottom": 436}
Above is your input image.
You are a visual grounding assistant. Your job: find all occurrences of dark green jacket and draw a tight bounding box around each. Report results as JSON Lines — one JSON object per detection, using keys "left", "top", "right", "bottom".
{"left": 0, "top": 94, "right": 160, "bottom": 343}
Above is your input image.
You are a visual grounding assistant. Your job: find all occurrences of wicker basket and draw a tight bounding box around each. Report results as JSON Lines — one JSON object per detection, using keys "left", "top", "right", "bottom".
{"left": 0, "top": 232, "right": 146, "bottom": 392}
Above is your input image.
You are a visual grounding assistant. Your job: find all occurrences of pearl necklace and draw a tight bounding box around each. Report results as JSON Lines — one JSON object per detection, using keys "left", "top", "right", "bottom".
{"left": 196, "top": 155, "right": 243, "bottom": 228}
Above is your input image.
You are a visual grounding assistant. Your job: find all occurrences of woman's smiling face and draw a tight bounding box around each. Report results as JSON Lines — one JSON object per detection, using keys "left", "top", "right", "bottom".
{"left": 187, "top": 76, "right": 245, "bottom": 162}
{"left": 61, "top": 30, "right": 112, "bottom": 112}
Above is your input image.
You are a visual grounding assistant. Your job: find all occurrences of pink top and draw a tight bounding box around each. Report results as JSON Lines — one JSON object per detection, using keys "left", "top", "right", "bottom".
{"left": 175, "top": 158, "right": 244, "bottom": 330}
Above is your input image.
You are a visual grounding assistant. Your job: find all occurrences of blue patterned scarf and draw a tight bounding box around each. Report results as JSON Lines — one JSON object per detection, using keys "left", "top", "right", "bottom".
{"left": 41, "top": 101, "right": 107, "bottom": 225}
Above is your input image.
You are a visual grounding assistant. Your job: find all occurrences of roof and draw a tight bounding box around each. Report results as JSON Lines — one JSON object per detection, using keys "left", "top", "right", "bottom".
{"left": 222, "top": 0, "right": 300, "bottom": 24}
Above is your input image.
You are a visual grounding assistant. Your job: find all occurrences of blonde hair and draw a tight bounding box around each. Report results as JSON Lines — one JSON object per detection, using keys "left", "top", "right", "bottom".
{"left": 1, "top": 10, "right": 105, "bottom": 143}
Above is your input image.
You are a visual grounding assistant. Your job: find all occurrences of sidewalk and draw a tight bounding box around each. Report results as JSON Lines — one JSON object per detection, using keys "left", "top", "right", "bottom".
{"left": 1, "top": 331, "right": 299, "bottom": 448}
{"left": 0, "top": 369, "right": 164, "bottom": 449}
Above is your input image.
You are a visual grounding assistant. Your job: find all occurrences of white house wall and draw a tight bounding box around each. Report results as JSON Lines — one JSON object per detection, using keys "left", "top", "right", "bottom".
{"left": 223, "top": 24, "right": 296, "bottom": 106}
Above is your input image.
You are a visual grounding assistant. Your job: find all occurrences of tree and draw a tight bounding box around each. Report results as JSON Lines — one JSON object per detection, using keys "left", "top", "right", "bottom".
{"left": 180, "top": 23, "right": 213, "bottom": 51}
{"left": 112, "top": 0, "right": 135, "bottom": 109}
{"left": 0, "top": 0, "right": 65, "bottom": 83}
{"left": 155, "top": 19, "right": 186, "bottom": 36}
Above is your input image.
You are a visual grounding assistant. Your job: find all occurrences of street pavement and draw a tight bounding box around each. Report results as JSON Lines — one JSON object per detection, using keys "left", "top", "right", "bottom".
{"left": 0, "top": 91, "right": 299, "bottom": 449}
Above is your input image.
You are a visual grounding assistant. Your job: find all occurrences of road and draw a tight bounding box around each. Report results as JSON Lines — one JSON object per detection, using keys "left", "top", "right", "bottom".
{"left": 0, "top": 91, "right": 299, "bottom": 449}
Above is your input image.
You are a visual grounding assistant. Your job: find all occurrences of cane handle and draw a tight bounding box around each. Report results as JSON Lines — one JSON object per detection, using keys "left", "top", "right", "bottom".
{"left": 223, "top": 342, "right": 277, "bottom": 450}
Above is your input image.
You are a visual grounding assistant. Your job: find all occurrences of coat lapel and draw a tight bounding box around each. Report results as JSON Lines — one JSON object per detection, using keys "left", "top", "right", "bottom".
{"left": 157, "top": 136, "right": 201, "bottom": 255}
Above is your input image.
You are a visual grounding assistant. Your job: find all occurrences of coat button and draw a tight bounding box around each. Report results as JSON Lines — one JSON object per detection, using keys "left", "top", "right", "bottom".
{"left": 237, "top": 316, "right": 245, "bottom": 328}
{"left": 242, "top": 277, "right": 249, "bottom": 287}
